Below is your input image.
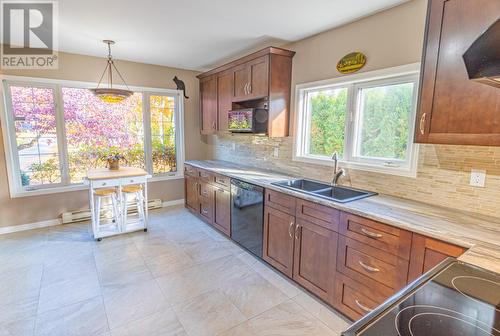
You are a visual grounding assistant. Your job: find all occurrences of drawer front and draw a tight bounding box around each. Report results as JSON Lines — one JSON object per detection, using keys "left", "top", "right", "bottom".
{"left": 92, "top": 179, "right": 120, "bottom": 188}
{"left": 199, "top": 182, "right": 213, "bottom": 201}
{"left": 121, "top": 175, "right": 147, "bottom": 186}
{"left": 334, "top": 273, "right": 392, "bottom": 321}
{"left": 296, "top": 199, "right": 340, "bottom": 232}
{"left": 184, "top": 164, "right": 198, "bottom": 176}
{"left": 265, "top": 189, "right": 296, "bottom": 215}
{"left": 199, "top": 200, "right": 214, "bottom": 222}
{"left": 213, "top": 174, "right": 230, "bottom": 189}
{"left": 337, "top": 236, "right": 408, "bottom": 290}
{"left": 339, "top": 212, "right": 412, "bottom": 259}
{"left": 198, "top": 169, "right": 215, "bottom": 183}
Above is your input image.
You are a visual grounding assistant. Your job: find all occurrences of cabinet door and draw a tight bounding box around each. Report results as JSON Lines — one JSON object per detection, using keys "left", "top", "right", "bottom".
{"left": 216, "top": 71, "right": 233, "bottom": 132}
{"left": 185, "top": 176, "right": 198, "bottom": 211}
{"left": 293, "top": 218, "right": 337, "bottom": 305}
{"left": 407, "top": 234, "right": 466, "bottom": 282}
{"left": 263, "top": 206, "right": 295, "bottom": 278}
{"left": 232, "top": 64, "right": 250, "bottom": 100}
{"left": 247, "top": 55, "right": 269, "bottom": 99}
{"left": 213, "top": 187, "right": 231, "bottom": 237}
{"left": 416, "top": 0, "right": 500, "bottom": 145}
{"left": 200, "top": 76, "right": 217, "bottom": 134}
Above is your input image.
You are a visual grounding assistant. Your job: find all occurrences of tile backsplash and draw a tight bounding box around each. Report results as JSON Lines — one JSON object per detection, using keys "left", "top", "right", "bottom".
{"left": 208, "top": 134, "right": 500, "bottom": 218}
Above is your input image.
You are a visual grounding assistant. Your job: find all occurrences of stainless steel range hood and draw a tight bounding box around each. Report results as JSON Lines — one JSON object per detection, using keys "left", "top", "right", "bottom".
{"left": 463, "top": 18, "right": 500, "bottom": 88}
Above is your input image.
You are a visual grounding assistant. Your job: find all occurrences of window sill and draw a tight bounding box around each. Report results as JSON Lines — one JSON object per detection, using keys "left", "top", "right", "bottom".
{"left": 10, "top": 173, "right": 185, "bottom": 198}
{"left": 292, "top": 155, "right": 418, "bottom": 178}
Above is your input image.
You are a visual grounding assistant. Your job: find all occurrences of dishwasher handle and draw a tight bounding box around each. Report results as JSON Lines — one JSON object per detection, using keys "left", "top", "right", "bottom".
{"left": 231, "top": 179, "right": 264, "bottom": 193}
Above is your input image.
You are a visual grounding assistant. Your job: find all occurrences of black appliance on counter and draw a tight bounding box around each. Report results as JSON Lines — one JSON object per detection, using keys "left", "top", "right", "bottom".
{"left": 228, "top": 108, "right": 268, "bottom": 133}
{"left": 230, "top": 179, "right": 264, "bottom": 258}
{"left": 343, "top": 258, "right": 500, "bottom": 336}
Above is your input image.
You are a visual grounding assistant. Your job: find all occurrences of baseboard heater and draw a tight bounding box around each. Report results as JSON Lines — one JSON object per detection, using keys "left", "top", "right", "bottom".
{"left": 61, "top": 198, "right": 163, "bottom": 224}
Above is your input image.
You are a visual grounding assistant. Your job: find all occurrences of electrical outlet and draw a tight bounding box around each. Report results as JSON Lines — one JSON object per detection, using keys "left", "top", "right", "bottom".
{"left": 273, "top": 147, "right": 279, "bottom": 157}
{"left": 469, "top": 169, "right": 486, "bottom": 187}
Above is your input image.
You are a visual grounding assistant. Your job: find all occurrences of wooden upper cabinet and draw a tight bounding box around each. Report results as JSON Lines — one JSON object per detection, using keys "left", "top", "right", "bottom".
{"left": 232, "top": 55, "right": 270, "bottom": 101}
{"left": 415, "top": 0, "right": 500, "bottom": 146}
{"left": 216, "top": 71, "right": 233, "bottom": 133}
{"left": 197, "top": 47, "right": 295, "bottom": 137}
{"left": 232, "top": 64, "right": 250, "bottom": 100}
{"left": 246, "top": 55, "right": 269, "bottom": 100}
{"left": 407, "top": 234, "right": 466, "bottom": 283}
{"left": 199, "top": 76, "right": 217, "bottom": 134}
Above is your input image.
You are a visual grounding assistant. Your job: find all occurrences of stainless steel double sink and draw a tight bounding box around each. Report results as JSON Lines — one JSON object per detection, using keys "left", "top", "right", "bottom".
{"left": 271, "top": 179, "right": 376, "bottom": 203}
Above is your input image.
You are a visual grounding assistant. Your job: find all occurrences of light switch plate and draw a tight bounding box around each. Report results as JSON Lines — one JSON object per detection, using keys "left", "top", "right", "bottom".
{"left": 470, "top": 169, "right": 486, "bottom": 187}
{"left": 273, "top": 147, "right": 279, "bottom": 157}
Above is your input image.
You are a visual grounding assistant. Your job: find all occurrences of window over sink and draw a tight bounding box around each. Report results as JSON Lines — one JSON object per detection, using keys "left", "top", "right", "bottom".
{"left": 1, "top": 76, "right": 185, "bottom": 197}
{"left": 294, "top": 64, "right": 420, "bottom": 177}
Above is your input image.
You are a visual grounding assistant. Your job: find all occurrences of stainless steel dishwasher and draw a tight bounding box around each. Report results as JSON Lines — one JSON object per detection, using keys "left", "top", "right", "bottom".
{"left": 230, "top": 179, "right": 264, "bottom": 258}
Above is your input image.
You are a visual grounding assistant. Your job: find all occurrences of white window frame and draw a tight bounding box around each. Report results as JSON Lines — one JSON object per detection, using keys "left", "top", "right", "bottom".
{"left": 294, "top": 63, "right": 420, "bottom": 178}
{"left": 0, "top": 75, "right": 185, "bottom": 198}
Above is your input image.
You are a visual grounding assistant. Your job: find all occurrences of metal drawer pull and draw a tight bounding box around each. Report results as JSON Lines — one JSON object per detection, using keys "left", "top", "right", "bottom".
{"left": 202, "top": 208, "right": 208, "bottom": 215}
{"left": 355, "top": 299, "right": 373, "bottom": 313}
{"left": 202, "top": 191, "right": 208, "bottom": 197}
{"left": 294, "top": 223, "right": 300, "bottom": 240}
{"left": 288, "top": 221, "right": 294, "bottom": 238}
{"left": 361, "top": 228, "right": 383, "bottom": 239}
{"left": 358, "top": 260, "right": 380, "bottom": 273}
{"left": 419, "top": 113, "right": 426, "bottom": 135}
{"left": 218, "top": 188, "right": 225, "bottom": 193}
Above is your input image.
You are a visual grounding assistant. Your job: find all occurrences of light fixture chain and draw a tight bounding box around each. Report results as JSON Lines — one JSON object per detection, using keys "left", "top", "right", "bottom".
{"left": 111, "top": 61, "right": 131, "bottom": 91}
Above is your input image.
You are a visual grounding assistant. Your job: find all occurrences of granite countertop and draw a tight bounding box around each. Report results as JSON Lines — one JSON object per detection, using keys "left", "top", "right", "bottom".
{"left": 186, "top": 160, "right": 500, "bottom": 274}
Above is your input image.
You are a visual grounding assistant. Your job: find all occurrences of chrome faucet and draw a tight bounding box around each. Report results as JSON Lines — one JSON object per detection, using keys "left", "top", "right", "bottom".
{"left": 331, "top": 152, "right": 345, "bottom": 186}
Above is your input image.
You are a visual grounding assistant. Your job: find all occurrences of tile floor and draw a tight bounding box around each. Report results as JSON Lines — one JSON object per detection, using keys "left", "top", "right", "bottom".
{"left": 0, "top": 205, "right": 350, "bottom": 336}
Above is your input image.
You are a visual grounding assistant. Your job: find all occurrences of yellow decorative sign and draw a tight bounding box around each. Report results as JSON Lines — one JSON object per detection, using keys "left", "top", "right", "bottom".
{"left": 336, "top": 52, "right": 367, "bottom": 74}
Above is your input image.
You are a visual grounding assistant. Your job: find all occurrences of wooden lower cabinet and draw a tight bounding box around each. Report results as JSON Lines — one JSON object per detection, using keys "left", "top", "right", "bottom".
{"left": 213, "top": 186, "right": 231, "bottom": 236}
{"left": 184, "top": 167, "right": 230, "bottom": 237}
{"left": 263, "top": 206, "right": 295, "bottom": 277}
{"left": 334, "top": 272, "right": 393, "bottom": 320}
{"left": 293, "top": 218, "right": 337, "bottom": 305}
{"left": 337, "top": 236, "right": 409, "bottom": 291}
{"left": 408, "top": 234, "right": 466, "bottom": 282}
{"left": 185, "top": 175, "right": 198, "bottom": 211}
{"left": 184, "top": 177, "right": 470, "bottom": 322}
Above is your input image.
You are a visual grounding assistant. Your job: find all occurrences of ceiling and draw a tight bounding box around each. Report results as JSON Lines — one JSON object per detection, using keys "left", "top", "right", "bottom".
{"left": 54, "top": 0, "right": 408, "bottom": 71}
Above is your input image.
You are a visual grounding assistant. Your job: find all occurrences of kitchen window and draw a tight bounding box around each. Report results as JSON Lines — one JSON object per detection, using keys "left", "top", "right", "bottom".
{"left": 1, "top": 76, "right": 185, "bottom": 197}
{"left": 294, "top": 64, "right": 420, "bottom": 177}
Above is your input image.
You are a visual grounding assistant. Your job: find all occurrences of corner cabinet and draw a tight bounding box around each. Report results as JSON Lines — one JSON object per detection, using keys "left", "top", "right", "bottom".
{"left": 407, "top": 234, "right": 466, "bottom": 282}
{"left": 197, "top": 47, "right": 295, "bottom": 137}
{"left": 415, "top": 0, "right": 500, "bottom": 146}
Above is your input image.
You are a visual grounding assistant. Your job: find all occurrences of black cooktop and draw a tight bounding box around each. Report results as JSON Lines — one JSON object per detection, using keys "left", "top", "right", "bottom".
{"left": 343, "top": 259, "right": 500, "bottom": 336}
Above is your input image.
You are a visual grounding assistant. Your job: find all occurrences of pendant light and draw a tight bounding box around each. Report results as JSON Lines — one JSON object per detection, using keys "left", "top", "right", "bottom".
{"left": 90, "top": 40, "right": 133, "bottom": 103}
